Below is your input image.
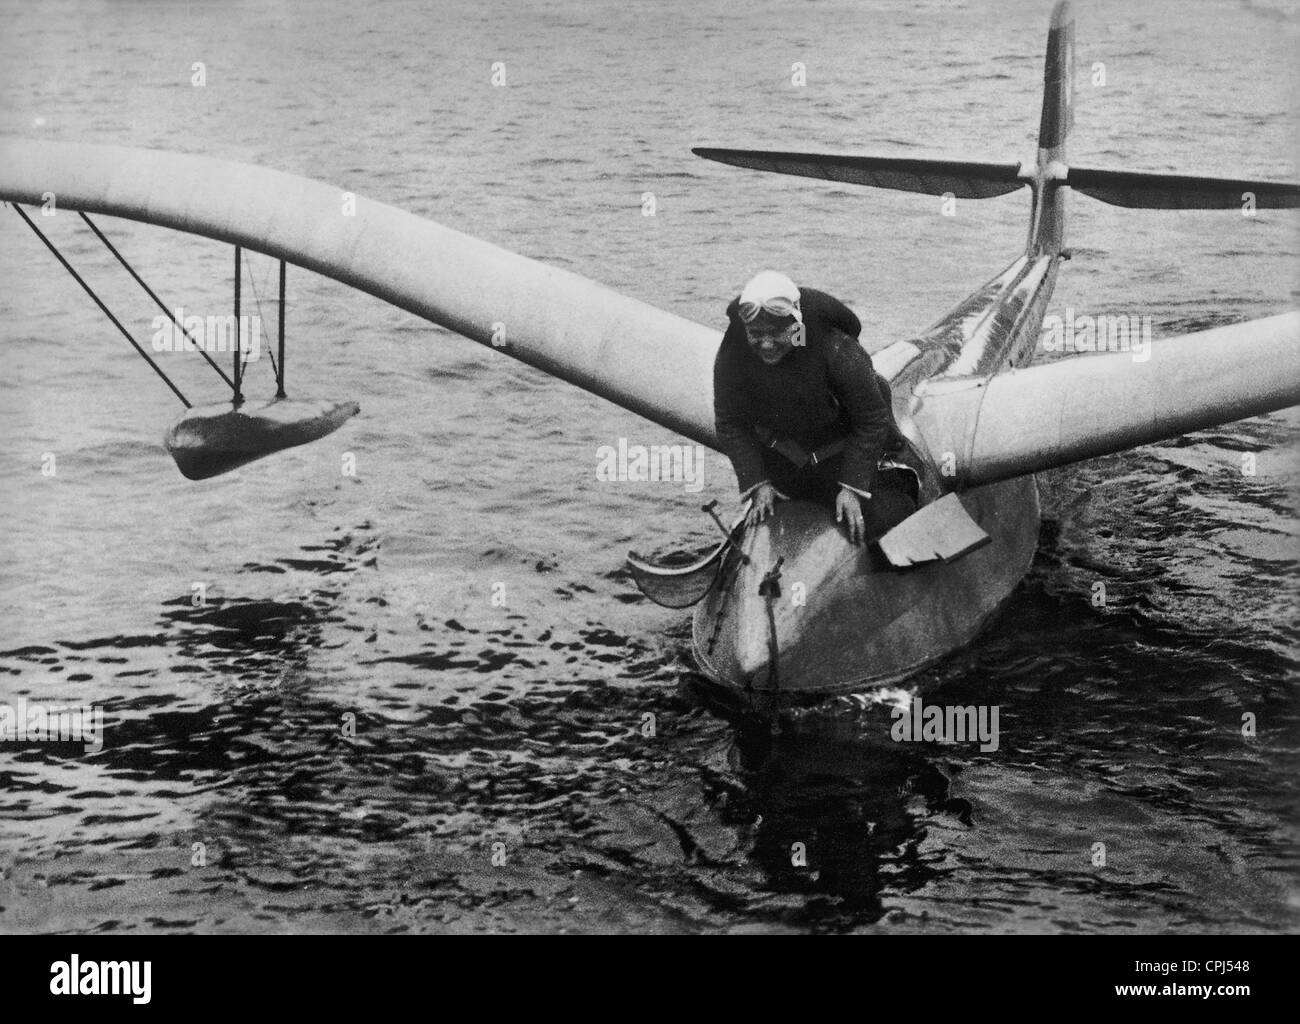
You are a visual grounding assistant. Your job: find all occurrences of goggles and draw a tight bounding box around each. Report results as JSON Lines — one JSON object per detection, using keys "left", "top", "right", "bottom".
{"left": 737, "top": 295, "right": 802, "bottom": 324}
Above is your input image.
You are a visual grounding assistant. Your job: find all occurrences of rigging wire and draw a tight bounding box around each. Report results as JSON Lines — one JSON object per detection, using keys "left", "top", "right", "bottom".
{"left": 9, "top": 202, "right": 191, "bottom": 408}
{"left": 239, "top": 251, "right": 289, "bottom": 397}
{"left": 242, "top": 248, "right": 279, "bottom": 384}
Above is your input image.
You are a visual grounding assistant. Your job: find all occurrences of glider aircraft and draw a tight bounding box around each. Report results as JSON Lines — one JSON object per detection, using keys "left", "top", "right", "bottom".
{"left": 1, "top": 1, "right": 1296, "bottom": 711}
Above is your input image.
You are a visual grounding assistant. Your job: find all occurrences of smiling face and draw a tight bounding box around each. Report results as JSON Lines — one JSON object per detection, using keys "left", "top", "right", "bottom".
{"left": 744, "top": 313, "right": 801, "bottom": 365}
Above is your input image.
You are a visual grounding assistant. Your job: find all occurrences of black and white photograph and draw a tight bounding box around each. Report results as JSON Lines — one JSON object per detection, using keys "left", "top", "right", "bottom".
{"left": 0, "top": 0, "right": 1295, "bottom": 979}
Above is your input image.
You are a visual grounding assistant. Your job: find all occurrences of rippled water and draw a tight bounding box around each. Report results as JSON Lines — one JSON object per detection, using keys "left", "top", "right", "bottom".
{"left": 0, "top": 0, "right": 1296, "bottom": 933}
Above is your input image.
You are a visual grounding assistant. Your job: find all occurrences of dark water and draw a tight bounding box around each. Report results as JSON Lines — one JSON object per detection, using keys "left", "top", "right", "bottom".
{"left": 0, "top": 0, "right": 1297, "bottom": 933}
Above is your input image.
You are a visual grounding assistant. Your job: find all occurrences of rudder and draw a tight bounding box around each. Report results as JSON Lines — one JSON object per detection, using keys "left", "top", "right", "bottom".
{"left": 1031, "top": 0, "right": 1074, "bottom": 255}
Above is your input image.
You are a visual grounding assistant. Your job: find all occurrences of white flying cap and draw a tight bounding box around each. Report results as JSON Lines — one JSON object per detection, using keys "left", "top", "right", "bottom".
{"left": 737, "top": 271, "right": 802, "bottom": 324}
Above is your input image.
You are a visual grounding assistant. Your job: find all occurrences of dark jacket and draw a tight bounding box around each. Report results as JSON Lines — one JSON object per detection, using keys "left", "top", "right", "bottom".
{"left": 713, "top": 287, "right": 891, "bottom": 496}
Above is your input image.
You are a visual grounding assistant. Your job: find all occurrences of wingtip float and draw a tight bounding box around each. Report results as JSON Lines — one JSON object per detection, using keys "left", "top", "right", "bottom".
{"left": 3, "top": 204, "right": 361, "bottom": 480}
{"left": 164, "top": 398, "right": 361, "bottom": 481}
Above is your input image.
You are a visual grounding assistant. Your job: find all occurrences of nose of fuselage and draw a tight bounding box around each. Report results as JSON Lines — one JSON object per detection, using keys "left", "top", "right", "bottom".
{"left": 695, "top": 500, "right": 873, "bottom": 694}
{"left": 690, "top": 477, "right": 1043, "bottom": 702}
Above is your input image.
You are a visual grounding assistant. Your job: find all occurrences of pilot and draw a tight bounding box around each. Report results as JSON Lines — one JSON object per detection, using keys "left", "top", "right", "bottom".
{"left": 713, "top": 271, "right": 910, "bottom": 544}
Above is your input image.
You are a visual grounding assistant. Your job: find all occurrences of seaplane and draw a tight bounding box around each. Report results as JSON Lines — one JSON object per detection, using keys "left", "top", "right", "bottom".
{"left": 1, "top": 2, "right": 1295, "bottom": 712}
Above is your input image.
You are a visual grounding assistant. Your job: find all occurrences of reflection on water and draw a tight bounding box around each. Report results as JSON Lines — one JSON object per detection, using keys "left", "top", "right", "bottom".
{"left": 3, "top": 474, "right": 1295, "bottom": 933}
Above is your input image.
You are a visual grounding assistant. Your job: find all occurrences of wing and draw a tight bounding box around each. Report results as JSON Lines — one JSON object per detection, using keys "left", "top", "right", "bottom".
{"left": 912, "top": 313, "right": 1300, "bottom": 487}
{"left": 4, "top": 139, "right": 1297, "bottom": 490}
{"left": 0, "top": 137, "right": 723, "bottom": 449}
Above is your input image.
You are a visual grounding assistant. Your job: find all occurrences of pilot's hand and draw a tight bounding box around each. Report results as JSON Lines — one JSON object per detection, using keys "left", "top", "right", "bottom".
{"left": 836, "top": 487, "right": 866, "bottom": 544}
{"left": 746, "top": 483, "right": 782, "bottom": 527}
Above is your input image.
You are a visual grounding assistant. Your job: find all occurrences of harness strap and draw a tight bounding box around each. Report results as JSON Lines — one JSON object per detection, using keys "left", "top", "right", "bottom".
{"left": 753, "top": 425, "right": 845, "bottom": 469}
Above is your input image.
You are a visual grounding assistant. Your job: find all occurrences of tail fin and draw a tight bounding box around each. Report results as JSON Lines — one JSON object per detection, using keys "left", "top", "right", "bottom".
{"left": 1037, "top": 2, "right": 1074, "bottom": 161}
{"left": 1030, "top": 0, "right": 1074, "bottom": 255}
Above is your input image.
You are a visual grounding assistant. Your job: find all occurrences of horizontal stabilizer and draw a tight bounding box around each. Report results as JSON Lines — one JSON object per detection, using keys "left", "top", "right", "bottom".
{"left": 692, "top": 148, "right": 1026, "bottom": 199}
{"left": 1066, "top": 166, "right": 1300, "bottom": 209}
{"left": 877, "top": 493, "right": 991, "bottom": 568}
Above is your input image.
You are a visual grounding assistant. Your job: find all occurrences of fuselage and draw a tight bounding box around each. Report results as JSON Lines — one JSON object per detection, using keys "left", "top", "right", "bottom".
{"left": 692, "top": 232, "right": 1066, "bottom": 706}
